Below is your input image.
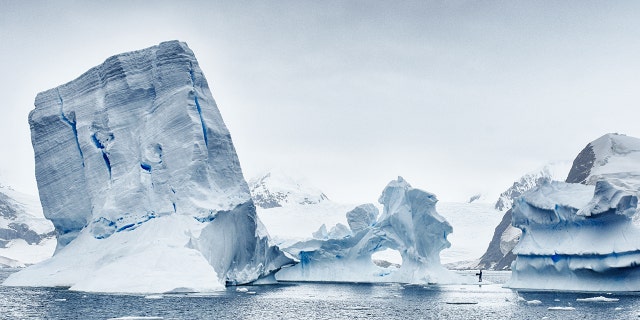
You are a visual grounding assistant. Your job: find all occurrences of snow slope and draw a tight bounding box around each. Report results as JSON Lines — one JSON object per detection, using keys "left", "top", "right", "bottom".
{"left": 0, "top": 183, "right": 55, "bottom": 267}
{"left": 5, "top": 41, "right": 293, "bottom": 292}
{"left": 437, "top": 201, "right": 503, "bottom": 267}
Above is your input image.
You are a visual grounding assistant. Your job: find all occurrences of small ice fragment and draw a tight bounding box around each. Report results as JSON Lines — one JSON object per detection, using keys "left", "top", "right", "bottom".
{"left": 526, "top": 300, "right": 542, "bottom": 305}
{"left": 615, "top": 307, "right": 623, "bottom": 311}
{"left": 576, "top": 296, "right": 619, "bottom": 302}
{"left": 246, "top": 291, "right": 256, "bottom": 294}
{"left": 54, "top": 298, "right": 66, "bottom": 302}
{"left": 547, "top": 307, "right": 575, "bottom": 311}
{"left": 107, "top": 317, "right": 164, "bottom": 320}
{"left": 517, "top": 296, "right": 526, "bottom": 302}
{"left": 236, "top": 288, "right": 249, "bottom": 292}
{"left": 554, "top": 299, "right": 560, "bottom": 302}
{"left": 144, "top": 295, "right": 163, "bottom": 299}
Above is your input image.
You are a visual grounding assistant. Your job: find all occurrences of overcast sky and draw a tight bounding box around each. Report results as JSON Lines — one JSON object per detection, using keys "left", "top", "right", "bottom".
{"left": 1, "top": 1, "right": 640, "bottom": 203}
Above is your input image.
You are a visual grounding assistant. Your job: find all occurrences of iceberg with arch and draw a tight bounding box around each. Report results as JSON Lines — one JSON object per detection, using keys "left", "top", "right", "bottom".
{"left": 276, "top": 177, "right": 456, "bottom": 284}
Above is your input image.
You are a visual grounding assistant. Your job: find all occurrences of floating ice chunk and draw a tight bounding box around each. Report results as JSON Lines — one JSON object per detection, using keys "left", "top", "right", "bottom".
{"left": 547, "top": 307, "right": 575, "bottom": 311}
{"left": 144, "top": 295, "right": 163, "bottom": 299}
{"left": 526, "top": 300, "right": 542, "bottom": 305}
{"left": 236, "top": 287, "right": 249, "bottom": 292}
{"left": 576, "top": 296, "right": 619, "bottom": 302}
{"left": 108, "top": 317, "right": 163, "bottom": 320}
{"left": 54, "top": 298, "right": 66, "bottom": 302}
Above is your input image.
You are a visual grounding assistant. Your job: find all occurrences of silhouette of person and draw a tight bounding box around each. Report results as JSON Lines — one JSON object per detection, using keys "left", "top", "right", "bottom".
{"left": 476, "top": 269, "right": 483, "bottom": 282}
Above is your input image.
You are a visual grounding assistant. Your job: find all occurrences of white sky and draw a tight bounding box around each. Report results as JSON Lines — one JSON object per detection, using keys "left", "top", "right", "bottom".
{"left": 1, "top": 1, "right": 639, "bottom": 203}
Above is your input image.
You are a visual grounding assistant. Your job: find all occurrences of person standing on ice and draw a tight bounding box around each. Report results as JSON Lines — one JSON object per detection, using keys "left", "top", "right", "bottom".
{"left": 476, "top": 269, "right": 483, "bottom": 282}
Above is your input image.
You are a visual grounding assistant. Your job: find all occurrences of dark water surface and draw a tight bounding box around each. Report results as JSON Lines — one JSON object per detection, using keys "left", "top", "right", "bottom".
{"left": 1, "top": 269, "right": 639, "bottom": 319}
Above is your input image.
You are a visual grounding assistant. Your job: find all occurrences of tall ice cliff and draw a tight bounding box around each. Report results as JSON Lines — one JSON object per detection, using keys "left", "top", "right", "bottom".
{"left": 4, "top": 41, "right": 294, "bottom": 293}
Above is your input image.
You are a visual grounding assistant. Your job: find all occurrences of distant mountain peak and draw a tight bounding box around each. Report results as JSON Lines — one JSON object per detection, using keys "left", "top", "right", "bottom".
{"left": 566, "top": 133, "right": 640, "bottom": 185}
{"left": 494, "top": 161, "right": 571, "bottom": 211}
{"left": 468, "top": 194, "right": 485, "bottom": 203}
{"left": 249, "top": 170, "right": 329, "bottom": 209}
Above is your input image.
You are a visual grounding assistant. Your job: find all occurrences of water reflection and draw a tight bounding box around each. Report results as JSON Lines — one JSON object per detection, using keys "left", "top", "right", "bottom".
{"left": 2, "top": 269, "right": 640, "bottom": 319}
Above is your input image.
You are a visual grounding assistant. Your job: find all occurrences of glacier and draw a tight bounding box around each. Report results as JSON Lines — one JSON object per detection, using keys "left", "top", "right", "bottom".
{"left": 508, "top": 133, "right": 640, "bottom": 291}
{"left": 275, "top": 177, "right": 456, "bottom": 284}
{"left": 4, "top": 41, "right": 294, "bottom": 293}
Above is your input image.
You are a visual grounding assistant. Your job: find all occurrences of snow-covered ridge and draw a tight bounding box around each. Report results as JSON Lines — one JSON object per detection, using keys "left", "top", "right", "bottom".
{"left": 249, "top": 170, "right": 328, "bottom": 208}
{"left": 5, "top": 41, "right": 293, "bottom": 292}
{"left": 495, "top": 162, "right": 571, "bottom": 212}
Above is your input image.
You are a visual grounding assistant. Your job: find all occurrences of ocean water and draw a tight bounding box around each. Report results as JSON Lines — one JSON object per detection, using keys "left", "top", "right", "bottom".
{"left": 1, "top": 269, "right": 639, "bottom": 319}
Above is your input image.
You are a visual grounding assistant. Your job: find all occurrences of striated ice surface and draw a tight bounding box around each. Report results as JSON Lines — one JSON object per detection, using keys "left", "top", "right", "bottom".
{"left": 276, "top": 177, "right": 457, "bottom": 284}
{"left": 4, "top": 41, "right": 293, "bottom": 292}
{"left": 509, "top": 133, "right": 640, "bottom": 291}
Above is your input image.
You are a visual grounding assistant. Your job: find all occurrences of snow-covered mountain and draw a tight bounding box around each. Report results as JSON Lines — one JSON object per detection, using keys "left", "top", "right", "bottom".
{"left": 510, "top": 133, "right": 640, "bottom": 291}
{"left": 495, "top": 162, "right": 572, "bottom": 212}
{"left": 0, "top": 183, "right": 55, "bottom": 267}
{"left": 249, "top": 170, "right": 328, "bottom": 208}
{"left": 5, "top": 41, "right": 293, "bottom": 293}
{"left": 251, "top": 171, "right": 355, "bottom": 248}
{"left": 476, "top": 161, "right": 571, "bottom": 270}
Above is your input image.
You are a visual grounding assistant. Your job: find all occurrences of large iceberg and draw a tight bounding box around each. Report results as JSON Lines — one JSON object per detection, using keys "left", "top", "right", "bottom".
{"left": 276, "top": 177, "right": 456, "bottom": 284}
{"left": 509, "top": 133, "right": 640, "bottom": 291}
{"left": 4, "top": 41, "right": 294, "bottom": 293}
